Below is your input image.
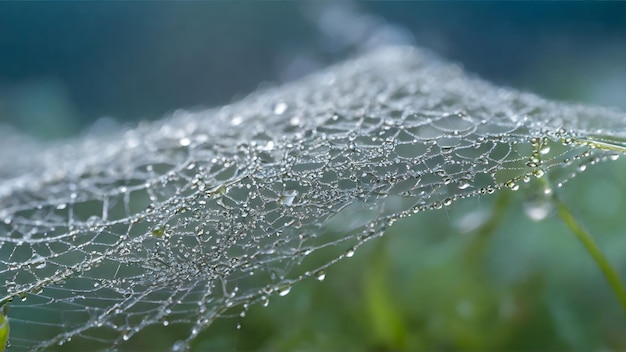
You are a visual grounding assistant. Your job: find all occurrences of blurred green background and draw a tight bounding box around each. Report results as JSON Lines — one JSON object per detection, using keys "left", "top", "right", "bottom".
{"left": 2, "top": 1, "right": 626, "bottom": 350}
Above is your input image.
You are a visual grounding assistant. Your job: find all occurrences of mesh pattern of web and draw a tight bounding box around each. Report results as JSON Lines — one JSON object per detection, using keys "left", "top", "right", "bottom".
{"left": 1, "top": 46, "right": 626, "bottom": 351}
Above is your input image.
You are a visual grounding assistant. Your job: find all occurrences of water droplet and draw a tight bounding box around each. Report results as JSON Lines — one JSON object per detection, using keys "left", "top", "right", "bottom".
{"left": 540, "top": 145, "right": 551, "bottom": 155}
{"left": 441, "top": 146, "right": 453, "bottom": 154}
{"left": 35, "top": 261, "right": 47, "bottom": 269}
{"left": 533, "top": 169, "right": 545, "bottom": 178}
{"left": 316, "top": 270, "right": 326, "bottom": 281}
{"left": 443, "top": 198, "right": 453, "bottom": 206}
{"left": 523, "top": 200, "right": 553, "bottom": 221}
{"left": 544, "top": 187, "right": 553, "bottom": 196}
{"left": 289, "top": 116, "right": 301, "bottom": 126}
{"left": 279, "top": 190, "right": 298, "bottom": 206}
{"left": 56, "top": 203, "right": 67, "bottom": 210}
{"left": 278, "top": 286, "right": 291, "bottom": 296}
{"left": 151, "top": 226, "right": 165, "bottom": 238}
{"left": 163, "top": 320, "right": 169, "bottom": 326}
{"left": 236, "top": 323, "right": 242, "bottom": 330}
{"left": 346, "top": 248, "right": 355, "bottom": 258}
{"left": 179, "top": 137, "right": 191, "bottom": 147}
{"left": 610, "top": 154, "right": 620, "bottom": 161}
{"left": 230, "top": 115, "right": 244, "bottom": 126}
{"left": 529, "top": 153, "right": 541, "bottom": 163}
{"left": 457, "top": 179, "right": 471, "bottom": 189}
{"left": 273, "top": 102, "right": 288, "bottom": 115}
{"left": 505, "top": 181, "right": 519, "bottom": 191}
{"left": 578, "top": 164, "right": 587, "bottom": 172}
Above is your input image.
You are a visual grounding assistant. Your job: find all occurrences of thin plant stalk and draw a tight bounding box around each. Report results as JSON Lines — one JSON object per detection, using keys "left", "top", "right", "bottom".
{"left": 554, "top": 196, "right": 626, "bottom": 316}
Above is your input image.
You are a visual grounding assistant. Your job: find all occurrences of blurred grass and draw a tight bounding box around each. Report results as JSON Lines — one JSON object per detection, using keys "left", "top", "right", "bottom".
{"left": 191, "top": 156, "right": 626, "bottom": 351}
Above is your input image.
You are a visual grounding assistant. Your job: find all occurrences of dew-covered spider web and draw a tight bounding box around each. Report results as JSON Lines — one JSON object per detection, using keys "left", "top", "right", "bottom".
{"left": 2, "top": 45, "right": 626, "bottom": 351}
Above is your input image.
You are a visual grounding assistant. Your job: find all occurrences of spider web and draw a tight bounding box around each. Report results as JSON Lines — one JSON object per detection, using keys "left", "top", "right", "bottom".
{"left": 1, "top": 46, "right": 626, "bottom": 351}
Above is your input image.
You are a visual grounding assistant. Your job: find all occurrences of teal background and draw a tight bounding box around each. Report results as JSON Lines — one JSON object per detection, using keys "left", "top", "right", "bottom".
{"left": 1, "top": 2, "right": 625, "bottom": 138}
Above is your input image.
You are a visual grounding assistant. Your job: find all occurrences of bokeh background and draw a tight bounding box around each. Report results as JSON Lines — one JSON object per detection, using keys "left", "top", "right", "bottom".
{"left": 2, "top": 1, "right": 626, "bottom": 350}
{"left": 2, "top": 2, "right": 626, "bottom": 139}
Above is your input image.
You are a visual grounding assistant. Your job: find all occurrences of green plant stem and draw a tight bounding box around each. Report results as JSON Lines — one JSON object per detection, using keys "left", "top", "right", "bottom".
{"left": 554, "top": 198, "right": 626, "bottom": 316}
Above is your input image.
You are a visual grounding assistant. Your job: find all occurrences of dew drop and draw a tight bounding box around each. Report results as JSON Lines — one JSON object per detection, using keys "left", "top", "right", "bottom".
{"left": 610, "top": 154, "right": 620, "bottom": 161}
{"left": 578, "top": 164, "right": 587, "bottom": 172}
{"left": 529, "top": 153, "right": 541, "bottom": 163}
{"left": 273, "top": 102, "right": 288, "bottom": 115}
{"left": 171, "top": 341, "right": 185, "bottom": 352}
{"left": 316, "top": 270, "right": 326, "bottom": 281}
{"left": 346, "top": 248, "right": 355, "bottom": 258}
{"left": 278, "top": 286, "right": 291, "bottom": 297}
{"left": 505, "top": 181, "right": 519, "bottom": 191}
{"left": 230, "top": 115, "right": 243, "bottom": 126}
{"left": 523, "top": 200, "right": 553, "bottom": 221}
{"left": 279, "top": 190, "right": 298, "bottom": 206}
{"left": 457, "top": 180, "right": 471, "bottom": 190}
{"left": 151, "top": 226, "right": 165, "bottom": 238}
{"left": 179, "top": 137, "right": 191, "bottom": 147}
{"left": 441, "top": 146, "right": 454, "bottom": 154}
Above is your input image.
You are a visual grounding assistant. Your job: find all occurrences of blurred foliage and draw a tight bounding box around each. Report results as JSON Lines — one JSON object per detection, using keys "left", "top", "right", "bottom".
{"left": 188, "top": 157, "right": 626, "bottom": 351}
